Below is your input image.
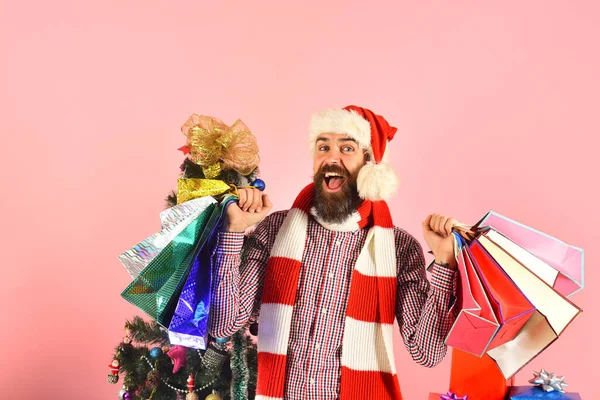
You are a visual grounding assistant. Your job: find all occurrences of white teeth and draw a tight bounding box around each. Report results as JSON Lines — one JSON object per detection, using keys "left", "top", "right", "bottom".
{"left": 325, "top": 172, "right": 342, "bottom": 178}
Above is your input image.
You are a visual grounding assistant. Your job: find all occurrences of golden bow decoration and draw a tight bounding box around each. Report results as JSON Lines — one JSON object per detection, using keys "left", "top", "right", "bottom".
{"left": 181, "top": 114, "right": 260, "bottom": 179}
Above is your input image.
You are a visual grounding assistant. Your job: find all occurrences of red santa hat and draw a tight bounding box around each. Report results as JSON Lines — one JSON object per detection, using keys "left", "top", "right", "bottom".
{"left": 309, "top": 105, "right": 399, "bottom": 201}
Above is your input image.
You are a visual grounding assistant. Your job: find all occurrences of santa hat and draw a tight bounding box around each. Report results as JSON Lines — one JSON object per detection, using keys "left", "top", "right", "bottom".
{"left": 309, "top": 105, "right": 399, "bottom": 201}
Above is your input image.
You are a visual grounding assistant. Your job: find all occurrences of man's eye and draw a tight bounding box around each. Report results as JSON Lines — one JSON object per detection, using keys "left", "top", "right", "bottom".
{"left": 342, "top": 146, "right": 355, "bottom": 152}
{"left": 319, "top": 145, "right": 329, "bottom": 151}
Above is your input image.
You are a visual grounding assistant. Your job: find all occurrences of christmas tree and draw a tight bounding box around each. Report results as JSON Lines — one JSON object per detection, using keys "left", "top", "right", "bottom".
{"left": 107, "top": 316, "right": 257, "bottom": 400}
{"left": 108, "top": 115, "right": 262, "bottom": 400}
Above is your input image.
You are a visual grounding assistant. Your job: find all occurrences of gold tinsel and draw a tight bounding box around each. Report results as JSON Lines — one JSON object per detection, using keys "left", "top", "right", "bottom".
{"left": 181, "top": 115, "right": 259, "bottom": 179}
{"left": 176, "top": 178, "right": 232, "bottom": 204}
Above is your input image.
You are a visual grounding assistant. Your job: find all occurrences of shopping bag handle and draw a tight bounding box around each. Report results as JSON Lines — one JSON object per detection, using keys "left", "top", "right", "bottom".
{"left": 452, "top": 223, "right": 476, "bottom": 241}
{"left": 219, "top": 194, "right": 239, "bottom": 216}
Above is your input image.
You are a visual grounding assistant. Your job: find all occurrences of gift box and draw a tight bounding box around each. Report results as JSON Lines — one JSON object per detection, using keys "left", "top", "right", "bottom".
{"left": 508, "top": 386, "right": 581, "bottom": 399}
{"left": 449, "top": 348, "right": 513, "bottom": 400}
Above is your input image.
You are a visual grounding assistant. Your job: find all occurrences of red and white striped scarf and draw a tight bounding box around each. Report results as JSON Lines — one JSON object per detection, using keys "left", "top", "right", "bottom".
{"left": 256, "top": 183, "right": 402, "bottom": 400}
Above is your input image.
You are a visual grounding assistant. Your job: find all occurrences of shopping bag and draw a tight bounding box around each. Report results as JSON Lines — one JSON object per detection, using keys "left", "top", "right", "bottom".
{"left": 474, "top": 212, "right": 584, "bottom": 297}
{"left": 121, "top": 202, "right": 221, "bottom": 326}
{"left": 168, "top": 200, "right": 233, "bottom": 349}
{"left": 477, "top": 229, "right": 582, "bottom": 379}
{"left": 118, "top": 197, "right": 217, "bottom": 279}
{"left": 444, "top": 233, "right": 500, "bottom": 357}
{"left": 464, "top": 238, "right": 536, "bottom": 351}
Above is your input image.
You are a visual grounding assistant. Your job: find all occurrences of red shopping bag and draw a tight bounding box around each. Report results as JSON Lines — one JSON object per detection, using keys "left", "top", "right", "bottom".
{"left": 444, "top": 233, "right": 500, "bottom": 356}
{"left": 467, "top": 240, "right": 536, "bottom": 350}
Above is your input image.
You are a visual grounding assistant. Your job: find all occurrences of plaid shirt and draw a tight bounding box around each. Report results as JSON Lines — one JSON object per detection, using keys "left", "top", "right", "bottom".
{"left": 209, "top": 210, "right": 458, "bottom": 399}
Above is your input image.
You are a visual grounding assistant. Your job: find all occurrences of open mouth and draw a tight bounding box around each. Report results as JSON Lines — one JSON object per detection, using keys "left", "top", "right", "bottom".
{"left": 323, "top": 172, "right": 347, "bottom": 192}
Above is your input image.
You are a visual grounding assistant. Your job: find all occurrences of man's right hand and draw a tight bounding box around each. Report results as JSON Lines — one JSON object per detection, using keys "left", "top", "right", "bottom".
{"left": 224, "top": 188, "right": 273, "bottom": 232}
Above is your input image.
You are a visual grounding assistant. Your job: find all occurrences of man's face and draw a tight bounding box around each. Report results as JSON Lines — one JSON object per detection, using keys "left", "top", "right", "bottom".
{"left": 312, "top": 133, "right": 366, "bottom": 223}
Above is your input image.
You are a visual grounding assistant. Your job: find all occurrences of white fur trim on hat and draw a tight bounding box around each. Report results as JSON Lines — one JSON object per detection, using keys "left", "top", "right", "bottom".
{"left": 357, "top": 162, "right": 399, "bottom": 201}
{"left": 309, "top": 109, "right": 371, "bottom": 153}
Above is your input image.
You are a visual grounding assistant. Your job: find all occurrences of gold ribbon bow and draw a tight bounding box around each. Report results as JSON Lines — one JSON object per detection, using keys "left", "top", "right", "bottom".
{"left": 181, "top": 115, "right": 260, "bottom": 179}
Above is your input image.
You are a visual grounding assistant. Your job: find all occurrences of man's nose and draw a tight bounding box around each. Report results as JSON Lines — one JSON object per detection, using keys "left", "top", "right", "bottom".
{"left": 325, "top": 149, "right": 341, "bottom": 164}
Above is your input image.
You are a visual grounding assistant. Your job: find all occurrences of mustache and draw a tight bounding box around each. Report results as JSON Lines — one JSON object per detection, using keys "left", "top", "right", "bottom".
{"left": 315, "top": 164, "right": 349, "bottom": 178}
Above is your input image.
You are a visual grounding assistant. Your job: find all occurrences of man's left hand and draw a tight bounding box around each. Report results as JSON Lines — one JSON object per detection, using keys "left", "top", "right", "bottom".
{"left": 422, "top": 213, "right": 459, "bottom": 268}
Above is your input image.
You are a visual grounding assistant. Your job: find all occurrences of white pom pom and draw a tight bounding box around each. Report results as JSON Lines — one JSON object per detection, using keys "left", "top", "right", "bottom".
{"left": 357, "top": 162, "right": 399, "bottom": 201}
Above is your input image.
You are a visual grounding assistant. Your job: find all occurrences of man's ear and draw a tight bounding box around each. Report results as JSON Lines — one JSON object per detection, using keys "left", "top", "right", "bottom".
{"left": 363, "top": 148, "right": 371, "bottom": 162}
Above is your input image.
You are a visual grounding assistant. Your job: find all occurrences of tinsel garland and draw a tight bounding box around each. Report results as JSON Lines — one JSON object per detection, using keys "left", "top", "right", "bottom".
{"left": 231, "top": 330, "right": 249, "bottom": 400}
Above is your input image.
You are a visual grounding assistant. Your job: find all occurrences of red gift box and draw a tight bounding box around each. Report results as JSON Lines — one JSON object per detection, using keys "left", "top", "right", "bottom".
{"left": 449, "top": 348, "right": 514, "bottom": 400}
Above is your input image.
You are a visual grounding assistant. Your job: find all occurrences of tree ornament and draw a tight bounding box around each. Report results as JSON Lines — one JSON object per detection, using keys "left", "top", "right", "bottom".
{"left": 187, "top": 375, "right": 195, "bottom": 391}
{"left": 167, "top": 345, "right": 188, "bottom": 373}
{"left": 184, "top": 375, "right": 199, "bottom": 400}
{"left": 204, "top": 390, "right": 222, "bottom": 400}
{"left": 251, "top": 178, "right": 266, "bottom": 191}
{"left": 118, "top": 386, "right": 132, "bottom": 400}
{"left": 108, "top": 359, "right": 120, "bottom": 384}
{"left": 214, "top": 337, "right": 229, "bottom": 345}
{"left": 203, "top": 343, "right": 229, "bottom": 371}
{"left": 249, "top": 322, "right": 258, "bottom": 336}
{"left": 122, "top": 336, "right": 132, "bottom": 345}
{"left": 146, "top": 369, "right": 160, "bottom": 389}
{"left": 149, "top": 347, "right": 163, "bottom": 359}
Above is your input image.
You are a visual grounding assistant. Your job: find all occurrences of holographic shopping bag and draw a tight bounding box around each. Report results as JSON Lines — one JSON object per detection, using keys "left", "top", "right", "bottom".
{"left": 118, "top": 197, "right": 217, "bottom": 279}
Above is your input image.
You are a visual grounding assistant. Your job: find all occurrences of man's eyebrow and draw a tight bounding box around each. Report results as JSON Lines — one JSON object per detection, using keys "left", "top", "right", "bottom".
{"left": 316, "top": 137, "right": 357, "bottom": 142}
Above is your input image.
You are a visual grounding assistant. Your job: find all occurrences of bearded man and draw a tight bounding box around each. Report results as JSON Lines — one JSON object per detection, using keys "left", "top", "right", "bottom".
{"left": 209, "top": 105, "right": 460, "bottom": 400}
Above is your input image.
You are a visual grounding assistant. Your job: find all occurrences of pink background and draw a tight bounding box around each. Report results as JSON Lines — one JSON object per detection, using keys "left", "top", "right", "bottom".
{"left": 1, "top": 1, "right": 598, "bottom": 398}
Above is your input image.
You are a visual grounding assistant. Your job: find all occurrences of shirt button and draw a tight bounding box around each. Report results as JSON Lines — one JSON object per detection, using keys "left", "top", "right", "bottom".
{"left": 310, "top": 378, "right": 315, "bottom": 385}
{"left": 321, "top": 308, "right": 327, "bottom": 315}
{"left": 328, "top": 272, "right": 334, "bottom": 279}
{"left": 315, "top": 343, "right": 321, "bottom": 350}
{"left": 335, "top": 240, "right": 341, "bottom": 246}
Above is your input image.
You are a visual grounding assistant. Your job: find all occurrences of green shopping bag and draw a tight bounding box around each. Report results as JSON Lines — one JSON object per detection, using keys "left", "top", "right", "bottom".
{"left": 121, "top": 202, "right": 221, "bottom": 326}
